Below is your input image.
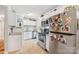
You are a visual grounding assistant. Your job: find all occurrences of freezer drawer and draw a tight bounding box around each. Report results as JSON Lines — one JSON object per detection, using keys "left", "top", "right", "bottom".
{"left": 49, "top": 33, "right": 76, "bottom": 54}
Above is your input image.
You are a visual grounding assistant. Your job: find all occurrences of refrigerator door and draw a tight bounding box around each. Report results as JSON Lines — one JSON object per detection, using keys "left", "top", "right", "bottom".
{"left": 57, "top": 35, "right": 76, "bottom": 54}
{"left": 50, "top": 6, "right": 77, "bottom": 34}
{"left": 61, "top": 9, "right": 77, "bottom": 34}
{"left": 50, "top": 33, "right": 76, "bottom": 54}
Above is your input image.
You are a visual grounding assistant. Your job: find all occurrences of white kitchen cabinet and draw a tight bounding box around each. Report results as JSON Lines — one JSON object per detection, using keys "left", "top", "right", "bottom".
{"left": 7, "top": 35, "right": 22, "bottom": 52}
{"left": 8, "top": 10, "right": 16, "bottom": 26}
{"left": 23, "top": 32, "right": 32, "bottom": 40}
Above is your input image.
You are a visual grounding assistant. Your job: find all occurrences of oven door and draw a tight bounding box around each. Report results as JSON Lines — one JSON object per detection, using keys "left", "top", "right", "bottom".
{"left": 38, "top": 33, "right": 46, "bottom": 49}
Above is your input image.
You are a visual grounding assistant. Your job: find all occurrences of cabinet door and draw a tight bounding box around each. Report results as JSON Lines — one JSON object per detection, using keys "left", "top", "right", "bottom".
{"left": 7, "top": 35, "right": 22, "bottom": 52}
{"left": 8, "top": 11, "right": 16, "bottom": 26}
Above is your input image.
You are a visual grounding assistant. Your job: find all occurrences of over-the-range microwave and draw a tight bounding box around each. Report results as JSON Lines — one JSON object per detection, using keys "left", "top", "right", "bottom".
{"left": 41, "top": 20, "right": 49, "bottom": 27}
{"left": 41, "top": 28, "right": 49, "bottom": 34}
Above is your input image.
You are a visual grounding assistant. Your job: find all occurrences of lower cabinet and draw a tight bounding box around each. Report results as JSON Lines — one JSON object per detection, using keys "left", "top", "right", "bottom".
{"left": 7, "top": 35, "right": 22, "bottom": 52}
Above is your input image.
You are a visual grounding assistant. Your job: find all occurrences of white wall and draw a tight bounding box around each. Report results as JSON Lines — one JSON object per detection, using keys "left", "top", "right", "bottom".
{"left": 0, "top": 6, "right": 5, "bottom": 40}
{"left": 0, "top": 21, "right": 4, "bottom": 39}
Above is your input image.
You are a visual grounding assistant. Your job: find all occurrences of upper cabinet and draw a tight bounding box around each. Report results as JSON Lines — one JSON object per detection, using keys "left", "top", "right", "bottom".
{"left": 8, "top": 9, "right": 16, "bottom": 26}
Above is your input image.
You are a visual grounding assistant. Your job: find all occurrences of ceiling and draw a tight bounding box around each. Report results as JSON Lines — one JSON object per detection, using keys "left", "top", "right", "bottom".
{"left": 10, "top": 5, "right": 59, "bottom": 17}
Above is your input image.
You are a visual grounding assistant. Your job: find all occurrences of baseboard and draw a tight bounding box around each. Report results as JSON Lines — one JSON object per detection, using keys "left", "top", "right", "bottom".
{"left": 8, "top": 50, "right": 20, "bottom": 54}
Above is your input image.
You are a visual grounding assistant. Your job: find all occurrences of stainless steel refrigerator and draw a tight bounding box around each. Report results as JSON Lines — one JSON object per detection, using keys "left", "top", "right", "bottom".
{"left": 49, "top": 6, "right": 77, "bottom": 54}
